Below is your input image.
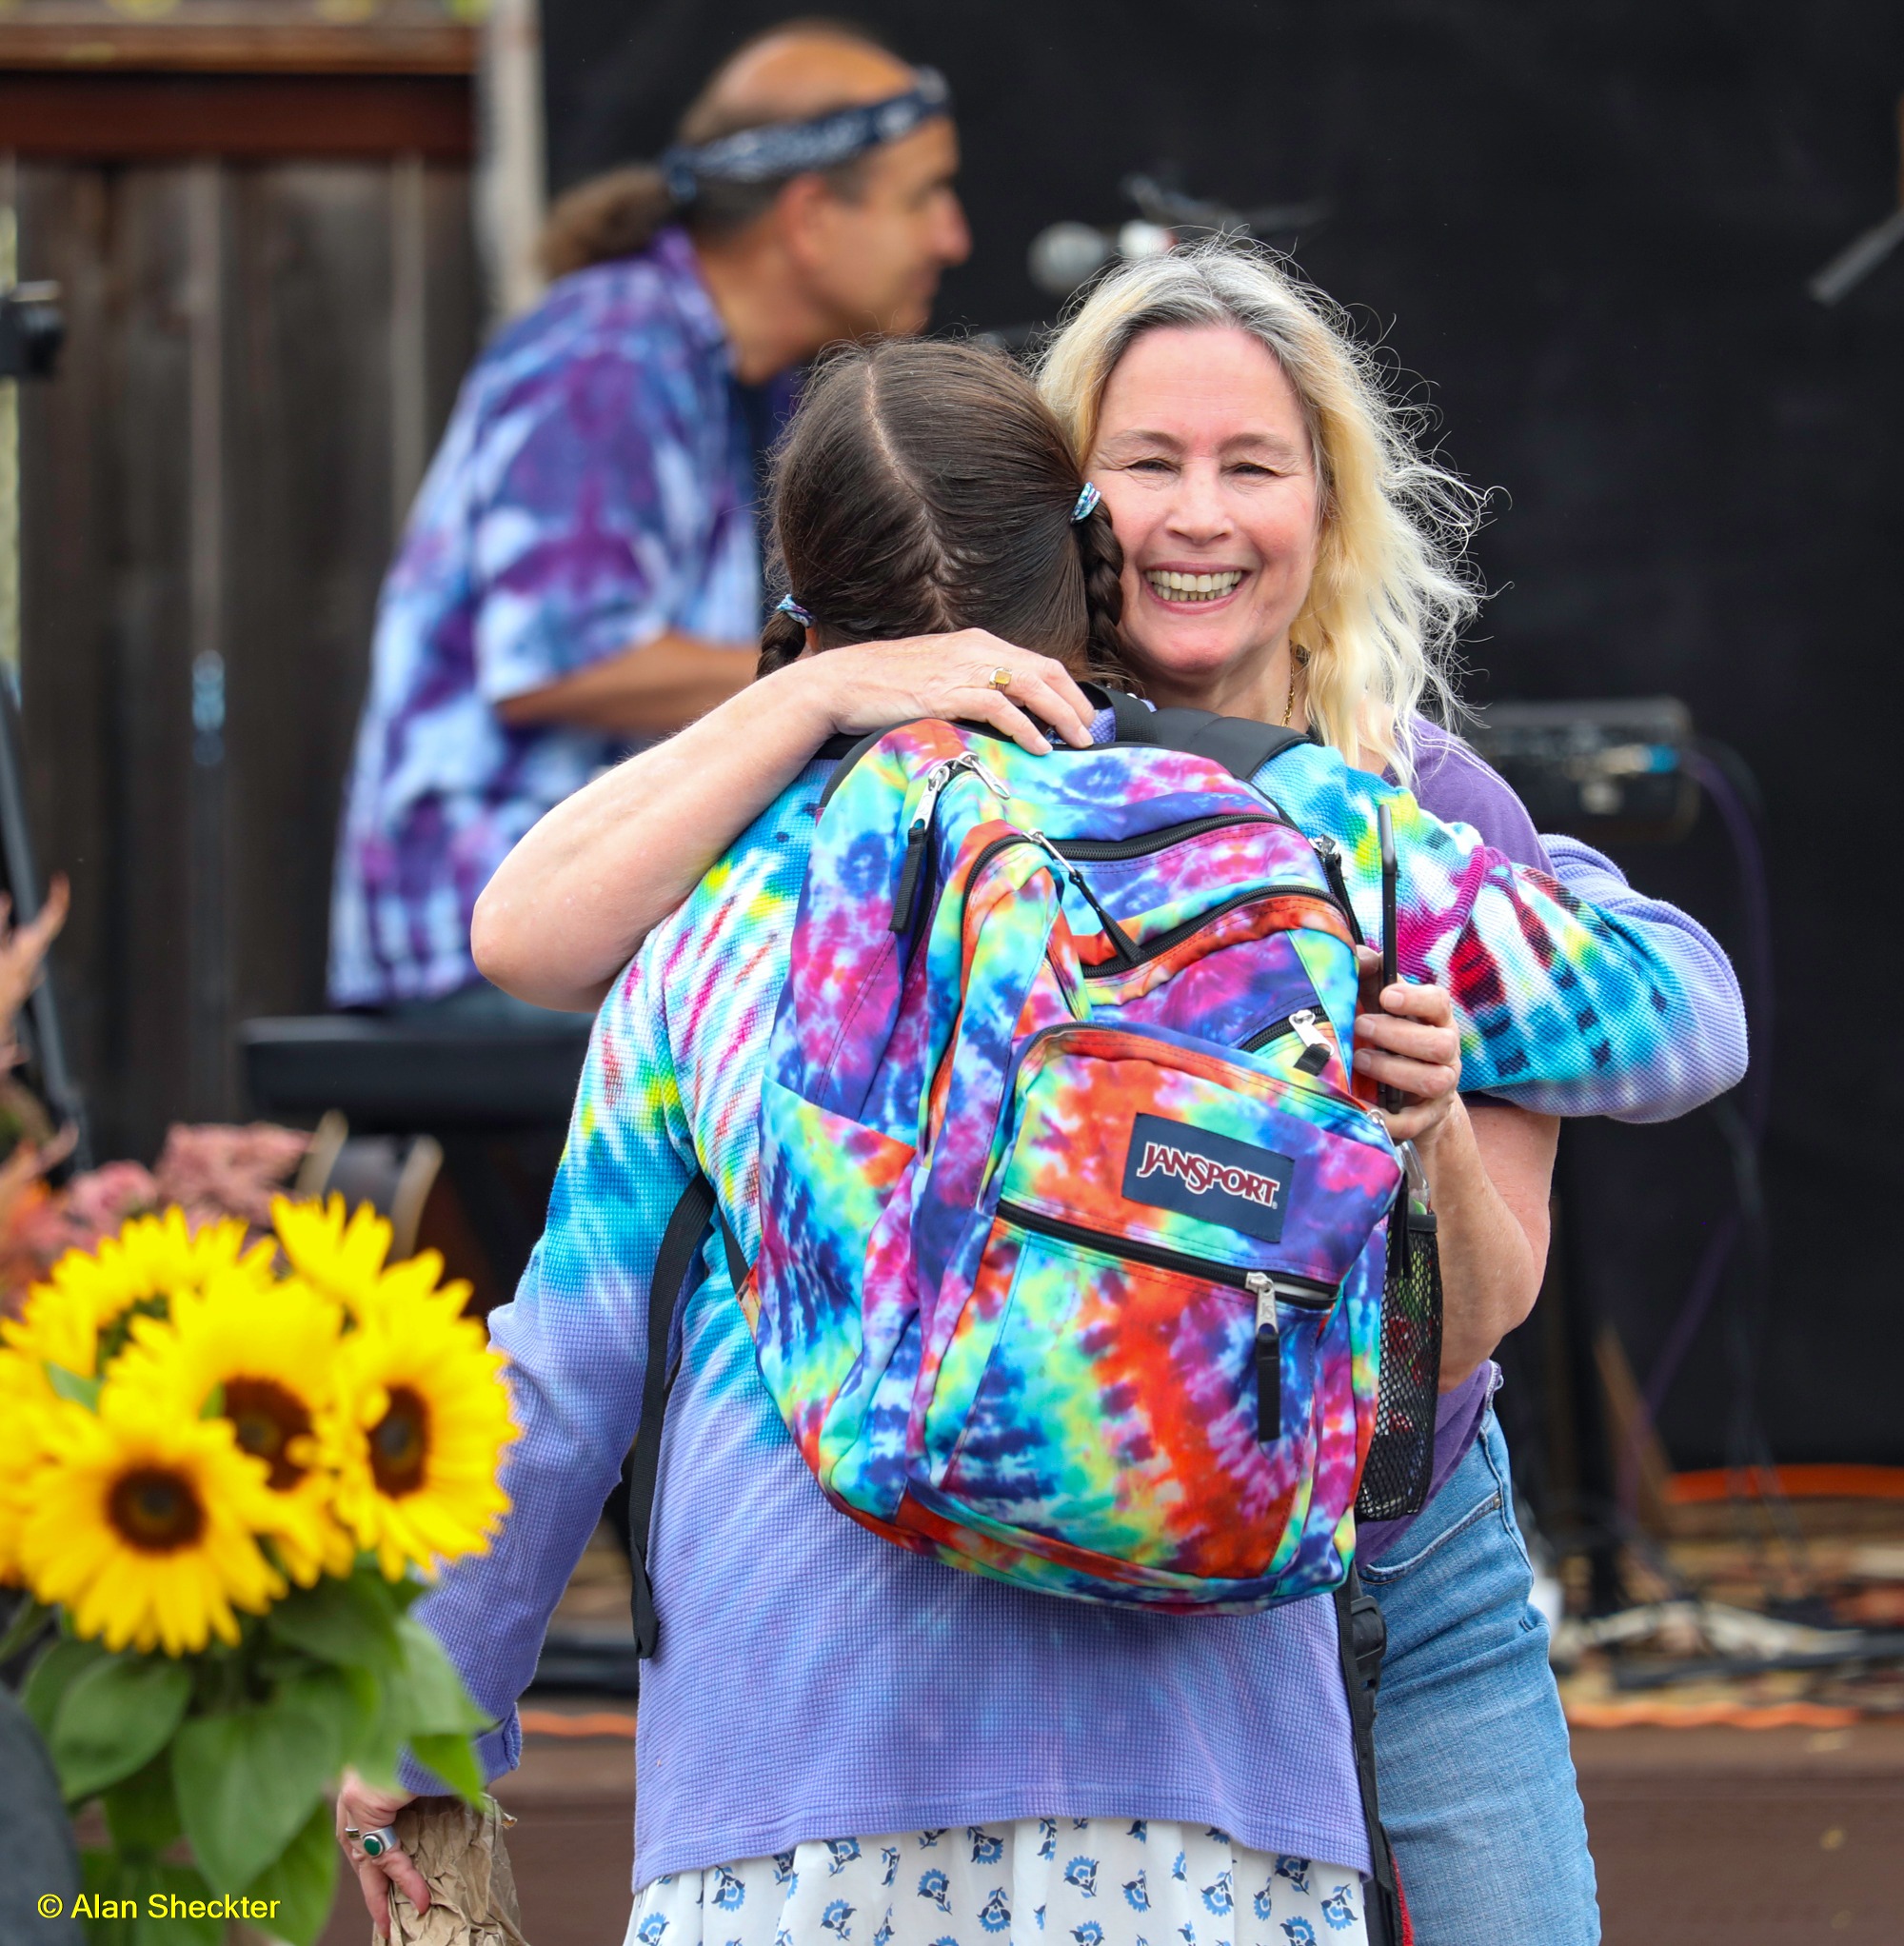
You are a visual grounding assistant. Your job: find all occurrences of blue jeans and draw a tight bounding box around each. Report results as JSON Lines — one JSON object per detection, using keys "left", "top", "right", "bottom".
{"left": 1359, "top": 1409, "right": 1599, "bottom": 1945}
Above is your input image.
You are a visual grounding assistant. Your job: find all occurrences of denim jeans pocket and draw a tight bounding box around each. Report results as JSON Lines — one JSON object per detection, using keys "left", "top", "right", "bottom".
{"left": 1358, "top": 1473, "right": 1501, "bottom": 1582}
{"left": 1359, "top": 1407, "right": 1527, "bottom": 1586}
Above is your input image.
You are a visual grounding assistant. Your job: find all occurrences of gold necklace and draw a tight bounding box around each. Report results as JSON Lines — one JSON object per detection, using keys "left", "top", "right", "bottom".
{"left": 1281, "top": 645, "right": 1309, "bottom": 727}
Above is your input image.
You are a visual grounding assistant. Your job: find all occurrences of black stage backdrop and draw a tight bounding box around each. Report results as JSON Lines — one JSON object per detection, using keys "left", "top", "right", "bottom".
{"left": 543, "top": 1, "right": 1904, "bottom": 1470}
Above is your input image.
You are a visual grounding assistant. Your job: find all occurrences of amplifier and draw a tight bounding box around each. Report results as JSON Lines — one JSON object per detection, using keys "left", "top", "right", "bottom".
{"left": 1465, "top": 697, "right": 1698, "bottom": 844}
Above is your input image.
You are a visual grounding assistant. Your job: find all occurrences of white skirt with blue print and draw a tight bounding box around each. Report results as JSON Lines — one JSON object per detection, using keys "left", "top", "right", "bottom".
{"left": 625, "top": 1818, "right": 1367, "bottom": 1946}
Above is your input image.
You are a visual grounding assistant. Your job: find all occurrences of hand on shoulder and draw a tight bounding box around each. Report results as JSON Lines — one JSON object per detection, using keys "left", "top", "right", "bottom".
{"left": 784, "top": 630, "right": 1097, "bottom": 755}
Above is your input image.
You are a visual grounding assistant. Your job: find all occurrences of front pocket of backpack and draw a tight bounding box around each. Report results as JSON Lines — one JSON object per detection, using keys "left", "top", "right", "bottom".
{"left": 757, "top": 1080, "right": 919, "bottom": 1485}
{"left": 994, "top": 1023, "right": 1398, "bottom": 1295}
{"left": 929, "top": 1211, "right": 1334, "bottom": 1583}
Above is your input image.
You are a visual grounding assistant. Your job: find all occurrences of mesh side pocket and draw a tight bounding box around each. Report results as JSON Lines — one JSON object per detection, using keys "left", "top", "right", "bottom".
{"left": 1355, "top": 1197, "right": 1442, "bottom": 1522}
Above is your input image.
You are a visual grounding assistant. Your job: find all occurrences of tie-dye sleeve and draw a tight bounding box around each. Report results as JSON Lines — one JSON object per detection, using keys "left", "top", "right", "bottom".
{"left": 1525, "top": 832, "right": 1749, "bottom": 1122}
{"left": 468, "top": 347, "right": 696, "bottom": 703}
{"left": 401, "top": 958, "right": 694, "bottom": 1790}
{"left": 1399, "top": 815, "right": 1747, "bottom": 1120}
{"left": 1257, "top": 745, "right": 1746, "bottom": 1123}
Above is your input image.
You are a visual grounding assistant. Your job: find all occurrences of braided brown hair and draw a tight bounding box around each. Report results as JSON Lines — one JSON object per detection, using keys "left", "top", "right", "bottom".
{"left": 757, "top": 339, "right": 1125, "bottom": 682}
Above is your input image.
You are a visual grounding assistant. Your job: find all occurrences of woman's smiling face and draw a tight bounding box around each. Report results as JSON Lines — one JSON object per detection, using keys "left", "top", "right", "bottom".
{"left": 1090, "top": 323, "right": 1321, "bottom": 713}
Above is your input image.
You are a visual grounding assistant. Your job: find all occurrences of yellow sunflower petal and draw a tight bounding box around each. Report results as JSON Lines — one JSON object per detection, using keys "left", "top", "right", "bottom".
{"left": 20, "top": 1394, "right": 286, "bottom": 1656}
{"left": 106, "top": 1270, "right": 356, "bottom": 1587}
{"left": 325, "top": 1291, "right": 516, "bottom": 1581}
{"left": 270, "top": 1194, "right": 395, "bottom": 1316}
{"left": 3, "top": 1208, "right": 273, "bottom": 1382}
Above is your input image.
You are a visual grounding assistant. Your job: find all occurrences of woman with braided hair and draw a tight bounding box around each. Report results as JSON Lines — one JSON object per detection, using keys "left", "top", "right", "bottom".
{"left": 385, "top": 252, "right": 1745, "bottom": 1946}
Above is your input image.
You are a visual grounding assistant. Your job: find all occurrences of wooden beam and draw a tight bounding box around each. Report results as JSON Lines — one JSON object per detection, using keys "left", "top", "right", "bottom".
{"left": 0, "top": 15, "right": 474, "bottom": 76}
{"left": 0, "top": 72, "right": 472, "bottom": 159}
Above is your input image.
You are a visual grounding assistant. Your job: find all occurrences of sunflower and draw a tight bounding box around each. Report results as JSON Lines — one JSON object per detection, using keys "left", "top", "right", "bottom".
{"left": 0, "top": 1349, "right": 53, "bottom": 1583}
{"left": 3, "top": 1208, "right": 273, "bottom": 1384}
{"left": 270, "top": 1193, "right": 469, "bottom": 1328}
{"left": 326, "top": 1290, "right": 515, "bottom": 1580}
{"left": 19, "top": 1393, "right": 285, "bottom": 1655}
{"left": 108, "top": 1270, "right": 356, "bottom": 1586}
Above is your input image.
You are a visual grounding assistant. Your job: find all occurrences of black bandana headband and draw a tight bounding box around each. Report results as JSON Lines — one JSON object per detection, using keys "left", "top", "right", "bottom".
{"left": 660, "top": 69, "right": 953, "bottom": 205}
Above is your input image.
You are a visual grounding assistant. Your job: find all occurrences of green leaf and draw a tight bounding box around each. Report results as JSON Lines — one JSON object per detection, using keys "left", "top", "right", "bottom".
{"left": 393, "top": 1617, "right": 486, "bottom": 1736}
{"left": 80, "top": 1848, "right": 141, "bottom": 1946}
{"left": 46, "top": 1362, "right": 102, "bottom": 1409}
{"left": 130, "top": 1862, "right": 225, "bottom": 1946}
{"left": 266, "top": 1572, "right": 401, "bottom": 1671}
{"left": 283, "top": 1664, "right": 377, "bottom": 1767}
{"left": 241, "top": 1797, "right": 339, "bottom": 1946}
{"left": 82, "top": 1851, "right": 223, "bottom": 1946}
{"left": 21, "top": 1634, "right": 108, "bottom": 1744}
{"left": 102, "top": 1753, "right": 183, "bottom": 1857}
{"left": 338, "top": 1665, "right": 404, "bottom": 1792}
{"left": 172, "top": 1689, "right": 340, "bottom": 1889}
{"left": 50, "top": 1654, "right": 192, "bottom": 1802}
{"left": 408, "top": 1731, "right": 485, "bottom": 1805}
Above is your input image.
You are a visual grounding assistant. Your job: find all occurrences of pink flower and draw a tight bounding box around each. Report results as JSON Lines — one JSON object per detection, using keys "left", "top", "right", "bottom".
{"left": 153, "top": 1122, "right": 309, "bottom": 1230}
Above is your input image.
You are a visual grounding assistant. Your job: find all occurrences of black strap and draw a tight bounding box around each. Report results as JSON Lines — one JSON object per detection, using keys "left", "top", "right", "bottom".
{"left": 627, "top": 1174, "right": 716, "bottom": 1659}
{"left": 1107, "top": 687, "right": 1314, "bottom": 780}
{"left": 1336, "top": 1566, "right": 1406, "bottom": 1945}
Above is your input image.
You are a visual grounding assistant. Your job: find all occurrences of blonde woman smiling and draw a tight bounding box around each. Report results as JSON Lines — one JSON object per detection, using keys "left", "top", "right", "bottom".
{"left": 464, "top": 245, "right": 1744, "bottom": 1944}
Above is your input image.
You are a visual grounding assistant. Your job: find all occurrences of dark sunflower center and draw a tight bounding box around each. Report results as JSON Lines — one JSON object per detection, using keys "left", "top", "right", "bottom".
{"left": 223, "top": 1377, "right": 314, "bottom": 1492}
{"left": 368, "top": 1386, "right": 431, "bottom": 1497}
{"left": 108, "top": 1467, "right": 207, "bottom": 1553}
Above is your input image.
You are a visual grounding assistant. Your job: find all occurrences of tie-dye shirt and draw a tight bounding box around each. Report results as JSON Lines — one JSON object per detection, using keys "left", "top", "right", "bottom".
{"left": 329, "top": 228, "right": 774, "bottom": 1005}
{"left": 407, "top": 732, "right": 1744, "bottom": 1891}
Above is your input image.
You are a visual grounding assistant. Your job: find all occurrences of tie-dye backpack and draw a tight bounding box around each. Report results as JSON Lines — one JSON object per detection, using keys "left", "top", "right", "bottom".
{"left": 744, "top": 709, "right": 1405, "bottom": 1613}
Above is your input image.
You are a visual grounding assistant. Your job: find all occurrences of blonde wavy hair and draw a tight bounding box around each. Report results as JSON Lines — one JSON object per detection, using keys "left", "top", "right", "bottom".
{"left": 1036, "top": 239, "right": 1483, "bottom": 783}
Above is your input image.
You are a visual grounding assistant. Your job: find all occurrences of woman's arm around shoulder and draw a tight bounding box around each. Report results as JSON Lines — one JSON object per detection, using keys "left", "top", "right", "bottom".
{"left": 471, "top": 634, "right": 1096, "bottom": 1012}
{"left": 1539, "top": 832, "right": 1749, "bottom": 1122}
{"left": 1401, "top": 723, "right": 1750, "bottom": 1122}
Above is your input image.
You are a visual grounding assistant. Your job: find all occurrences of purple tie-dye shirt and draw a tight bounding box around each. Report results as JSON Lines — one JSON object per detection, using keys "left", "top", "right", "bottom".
{"left": 329, "top": 228, "right": 771, "bottom": 1005}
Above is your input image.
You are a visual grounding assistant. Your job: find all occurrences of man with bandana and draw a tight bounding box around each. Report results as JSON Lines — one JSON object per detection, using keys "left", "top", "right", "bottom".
{"left": 328, "top": 23, "right": 968, "bottom": 1016}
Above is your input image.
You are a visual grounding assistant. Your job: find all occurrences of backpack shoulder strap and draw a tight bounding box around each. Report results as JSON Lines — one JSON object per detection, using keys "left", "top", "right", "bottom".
{"left": 1336, "top": 1565, "right": 1410, "bottom": 1944}
{"left": 1103, "top": 688, "right": 1315, "bottom": 783}
{"left": 627, "top": 1172, "right": 746, "bottom": 1659}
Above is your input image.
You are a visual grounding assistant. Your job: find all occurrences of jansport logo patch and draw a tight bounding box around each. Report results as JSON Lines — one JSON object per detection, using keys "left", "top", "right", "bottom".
{"left": 1121, "top": 1113, "right": 1293, "bottom": 1242}
{"left": 1137, "top": 1141, "right": 1283, "bottom": 1211}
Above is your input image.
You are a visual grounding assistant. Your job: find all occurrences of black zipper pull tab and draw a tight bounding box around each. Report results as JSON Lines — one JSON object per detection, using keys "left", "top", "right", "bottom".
{"left": 891, "top": 824, "right": 929, "bottom": 934}
{"left": 1287, "top": 1008, "right": 1332, "bottom": 1078}
{"left": 1248, "top": 1271, "right": 1280, "bottom": 1442}
{"left": 1030, "top": 830, "right": 1140, "bottom": 966}
{"left": 1311, "top": 835, "right": 1364, "bottom": 944}
{"left": 891, "top": 760, "right": 966, "bottom": 935}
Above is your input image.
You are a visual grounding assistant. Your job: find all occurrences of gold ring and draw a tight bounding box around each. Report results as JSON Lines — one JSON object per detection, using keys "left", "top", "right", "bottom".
{"left": 987, "top": 666, "right": 1013, "bottom": 691}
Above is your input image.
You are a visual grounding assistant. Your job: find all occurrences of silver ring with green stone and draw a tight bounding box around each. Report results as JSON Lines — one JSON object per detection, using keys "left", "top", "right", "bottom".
{"left": 348, "top": 1825, "right": 400, "bottom": 1859}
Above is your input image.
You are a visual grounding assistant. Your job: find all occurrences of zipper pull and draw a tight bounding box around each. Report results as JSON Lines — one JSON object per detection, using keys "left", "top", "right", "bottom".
{"left": 965, "top": 757, "right": 1012, "bottom": 801}
{"left": 1247, "top": 1271, "right": 1281, "bottom": 1443}
{"left": 1030, "top": 830, "right": 1140, "bottom": 966}
{"left": 1287, "top": 1008, "right": 1332, "bottom": 1078}
{"left": 1310, "top": 835, "right": 1365, "bottom": 945}
{"left": 890, "top": 760, "right": 965, "bottom": 935}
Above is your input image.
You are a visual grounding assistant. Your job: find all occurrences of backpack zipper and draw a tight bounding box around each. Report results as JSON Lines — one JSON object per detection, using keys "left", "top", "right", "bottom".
{"left": 891, "top": 757, "right": 1013, "bottom": 934}
{"left": 1309, "top": 836, "right": 1365, "bottom": 945}
{"left": 1083, "top": 884, "right": 1351, "bottom": 973}
{"left": 1026, "top": 831, "right": 1141, "bottom": 966}
{"left": 995, "top": 1200, "right": 1336, "bottom": 1445}
{"left": 995, "top": 1200, "right": 1335, "bottom": 1306}
{"left": 1056, "top": 812, "right": 1283, "bottom": 862}
{"left": 1240, "top": 1007, "right": 1333, "bottom": 1077}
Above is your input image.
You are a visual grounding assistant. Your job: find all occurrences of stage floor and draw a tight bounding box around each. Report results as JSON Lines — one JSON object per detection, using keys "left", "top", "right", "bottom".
{"left": 316, "top": 1711, "right": 1904, "bottom": 1946}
